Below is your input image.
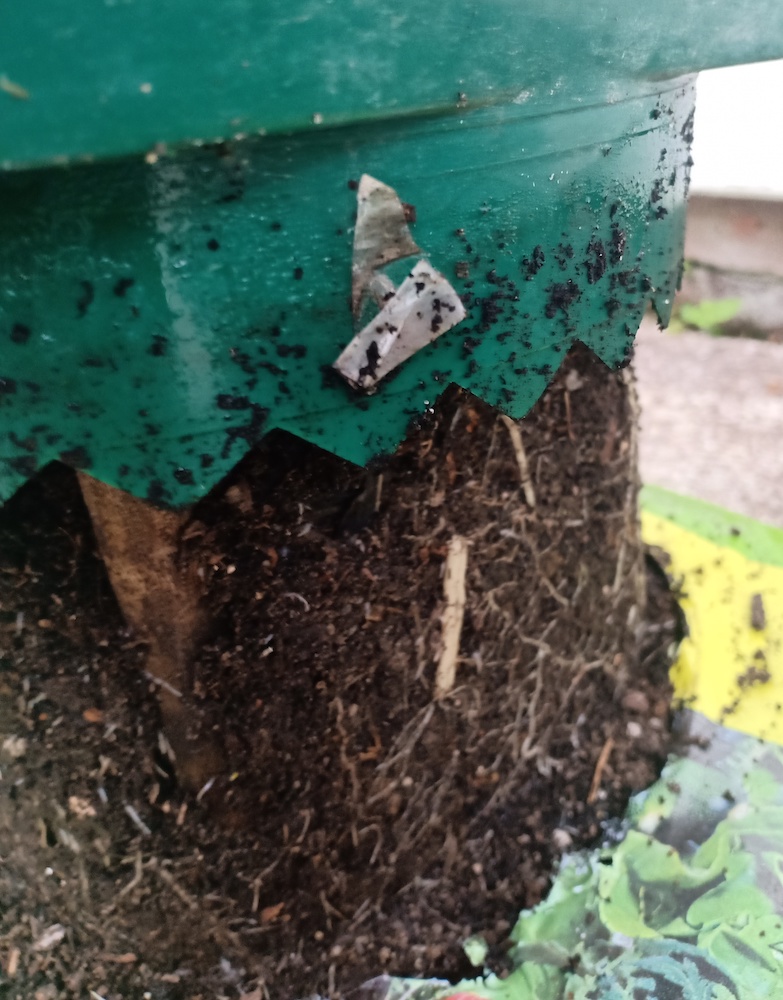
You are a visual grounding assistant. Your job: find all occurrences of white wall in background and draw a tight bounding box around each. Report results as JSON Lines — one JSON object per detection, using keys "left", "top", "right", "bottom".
{"left": 692, "top": 60, "right": 783, "bottom": 200}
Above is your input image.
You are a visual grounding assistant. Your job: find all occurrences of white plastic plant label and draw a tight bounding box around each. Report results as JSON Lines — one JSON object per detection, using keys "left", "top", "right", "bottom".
{"left": 334, "top": 259, "right": 466, "bottom": 392}
{"left": 352, "top": 174, "right": 420, "bottom": 316}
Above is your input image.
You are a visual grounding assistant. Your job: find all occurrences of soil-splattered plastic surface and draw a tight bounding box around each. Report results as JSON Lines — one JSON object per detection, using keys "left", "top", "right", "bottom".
{"left": 0, "top": 345, "right": 677, "bottom": 999}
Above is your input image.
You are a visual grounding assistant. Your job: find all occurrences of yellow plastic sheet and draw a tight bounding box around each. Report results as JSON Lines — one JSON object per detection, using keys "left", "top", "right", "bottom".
{"left": 642, "top": 496, "right": 783, "bottom": 743}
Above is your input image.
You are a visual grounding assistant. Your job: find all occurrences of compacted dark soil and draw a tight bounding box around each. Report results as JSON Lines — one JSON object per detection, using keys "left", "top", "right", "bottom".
{"left": 0, "top": 345, "right": 677, "bottom": 1000}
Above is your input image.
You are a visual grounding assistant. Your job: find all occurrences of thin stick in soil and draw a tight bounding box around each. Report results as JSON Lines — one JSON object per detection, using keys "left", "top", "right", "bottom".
{"left": 434, "top": 535, "right": 469, "bottom": 698}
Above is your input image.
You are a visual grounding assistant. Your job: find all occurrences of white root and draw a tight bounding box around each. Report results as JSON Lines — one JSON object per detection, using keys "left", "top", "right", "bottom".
{"left": 500, "top": 415, "right": 536, "bottom": 508}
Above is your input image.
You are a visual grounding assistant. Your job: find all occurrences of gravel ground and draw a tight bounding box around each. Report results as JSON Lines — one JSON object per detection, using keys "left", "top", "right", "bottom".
{"left": 634, "top": 315, "right": 783, "bottom": 526}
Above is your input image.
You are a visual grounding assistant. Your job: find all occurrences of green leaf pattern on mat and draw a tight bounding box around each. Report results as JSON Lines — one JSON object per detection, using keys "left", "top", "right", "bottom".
{"left": 431, "top": 730, "right": 783, "bottom": 1000}
{"left": 570, "top": 940, "right": 739, "bottom": 1000}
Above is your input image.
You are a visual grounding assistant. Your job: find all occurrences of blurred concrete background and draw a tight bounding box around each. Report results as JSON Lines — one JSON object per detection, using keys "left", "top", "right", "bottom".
{"left": 635, "top": 60, "right": 783, "bottom": 527}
